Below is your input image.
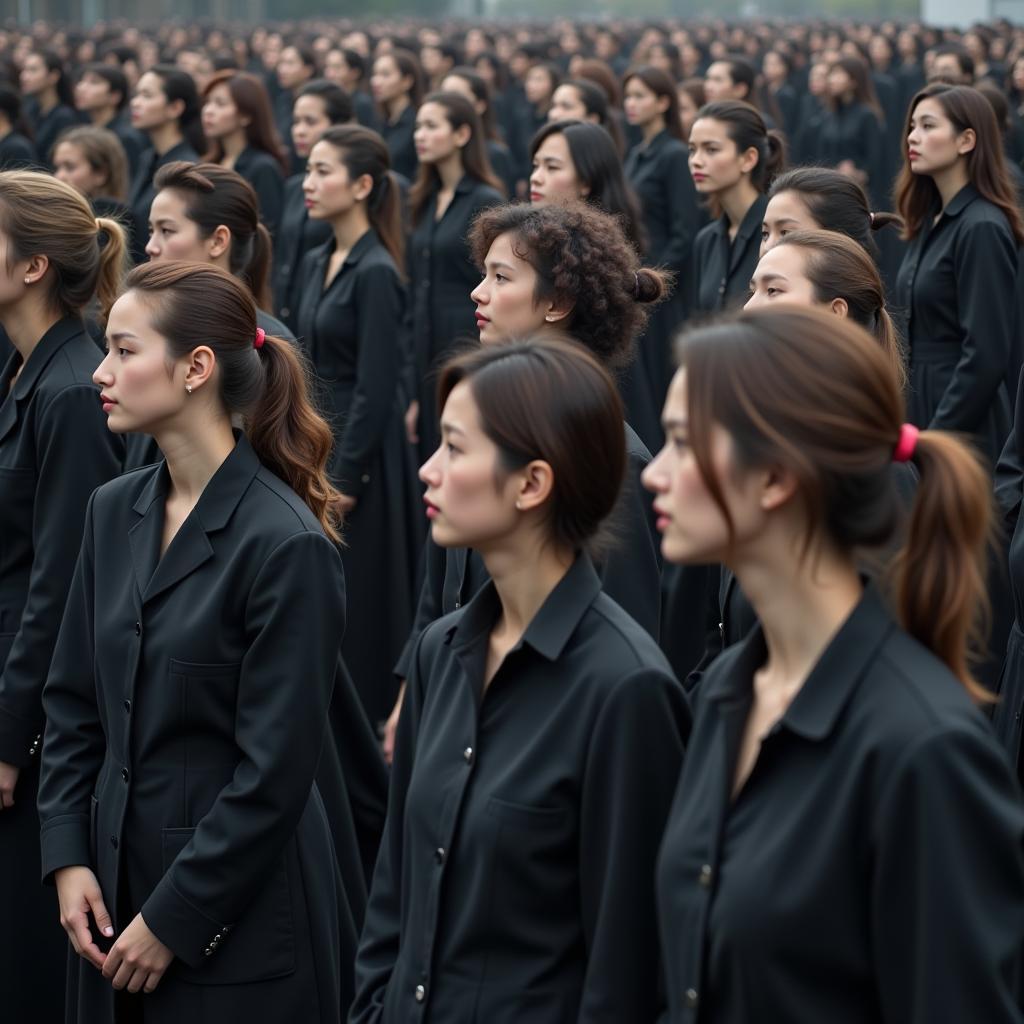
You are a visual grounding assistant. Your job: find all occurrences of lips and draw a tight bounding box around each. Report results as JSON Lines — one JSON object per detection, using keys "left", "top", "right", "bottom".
{"left": 691, "top": 173, "right": 707, "bottom": 183}
{"left": 100, "top": 393, "right": 117, "bottom": 413}
{"left": 424, "top": 496, "right": 440, "bottom": 519}
{"left": 475, "top": 313, "right": 490, "bottom": 329}
{"left": 908, "top": 150, "right": 920, "bottom": 161}
{"left": 530, "top": 191, "right": 543, "bottom": 202}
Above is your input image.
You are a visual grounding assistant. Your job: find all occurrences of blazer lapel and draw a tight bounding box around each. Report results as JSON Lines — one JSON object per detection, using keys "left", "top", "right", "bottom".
{"left": 127, "top": 463, "right": 168, "bottom": 600}
{"left": 142, "top": 516, "right": 214, "bottom": 605}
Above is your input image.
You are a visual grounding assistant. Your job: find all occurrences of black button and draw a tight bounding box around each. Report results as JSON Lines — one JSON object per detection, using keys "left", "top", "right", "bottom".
{"left": 463, "top": 746, "right": 474, "bottom": 764}
{"left": 123, "top": 700, "right": 131, "bottom": 714}
{"left": 110, "top": 835, "right": 118, "bottom": 849}
{"left": 121, "top": 767, "right": 129, "bottom": 783}
{"left": 134, "top": 622, "right": 141, "bottom": 636}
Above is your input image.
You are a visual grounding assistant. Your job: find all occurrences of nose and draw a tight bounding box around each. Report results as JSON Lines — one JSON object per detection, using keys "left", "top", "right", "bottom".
{"left": 418, "top": 446, "right": 442, "bottom": 486}
{"left": 470, "top": 279, "right": 487, "bottom": 305}
{"left": 144, "top": 233, "right": 160, "bottom": 258}
{"left": 93, "top": 352, "right": 114, "bottom": 388}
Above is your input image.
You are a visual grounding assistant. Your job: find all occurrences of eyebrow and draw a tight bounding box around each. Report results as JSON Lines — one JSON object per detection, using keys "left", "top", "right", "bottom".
{"left": 440, "top": 422, "right": 466, "bottom": 437}
{"left": 766, "top": 217, "right": 801, "bottom": 227}
{"left": 753, "top": 271, "right": 788, "bottom": 286}
{"left": 484, "top": 261, "right": 516, "bottom": 273}
{"left": 662, "top": 417, "right": 688, "bottom": 431}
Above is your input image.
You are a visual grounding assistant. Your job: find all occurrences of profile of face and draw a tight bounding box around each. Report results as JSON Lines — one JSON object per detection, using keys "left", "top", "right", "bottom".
{"left": 52, "top": 142, "right": 107, "bottom": 199}
{"left": 202, "top": 82, "right": 247, "bottom": 141}
{"left": 303, "top": 139, "right": 370, "bottom": 220}
{"left": 277, "top": 47, "right": 312, "bottom": 91}
{"left": 906, "top": 97, "right": 975, "bottom": 176}
{"left": 762, "top": 51, "right": 787, "bottom": 85}
{"left": 145, "top": 188, "right": 224, "bottom": 264}
{"left": 524, "top": 66, "right": 555, "bottom": 106}
{"left": 371, "top": 56, "right": 410, "bottom": 104}
{"left": 548, "top": 84, "right": 593, "bottom": 124}
{"left": 759, "top": 190, "right": 818, "bottom": 255}
{"left": 131, "top": 72, "right": 179, "bottom": 132}
{"left": 529, "top": 133, "right": 587, "bottom": 204}
{"left": 807, "top": 63, "right": 829, "bottom": 97}
{"left": 419, "top": 380, "right": 524, "bottom": 550}
{"left": 414, "top": 101, "right": 468, "bottom": 165}
{"left": 469, "top": 232, "right": 570, "bottom": 344}
{"left": 688, "top": 117, "right": 755, "bottom": 196}
{"left": 929, "top": 53, "right": 969, "bottom": 84}
{"left": 19, "top": 54, "right": 51, "bottom": 97}
{"left": 74, "top": 71, "right": 117, "bottom": 113}
{"left": 703, "top": 61, "right": 740, "bottom": 102}
{"left": 677, "top": 88, "right": 700, "bottom": 139}
{"left": 623, "top": 76, "right": 668, "bottom": 128}
{"left": 746, "top": 244, "right": 822, "bottom": 312}
{"left": 291, "top": 94, "right": 331, "bottom": 158}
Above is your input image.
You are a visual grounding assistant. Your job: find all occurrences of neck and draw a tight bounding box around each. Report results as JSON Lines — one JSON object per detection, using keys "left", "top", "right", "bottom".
{"left": 2, "top": 299, "right": 62, "bottom": 362}
{"left": 642, "top": 116, "right": 665, "bottom": 144}
{"left": 331, "top": 207, "right": 372, "bottom": 254}
{"left": 719, "top": 179, "right": 760, "bottom": 230}
{"left": 482, "top": 533, "right": 575, "bottom": 639}
{"left": 149, "top": 121, "right": 184, "bottom": 156}
{"left": 89, "top": 104, "right": 118, "bottom": 127}
{"left": 220, "top": 130, "right": 248, "bottom": 161}
{"left": 156, "top": 410, "right": 237, "bottom": 506}
{"left": 436, "top": 152, "right": 464, "bottom": 191}
{"left": 36, "top": 87, "right": 59, "bottom": 114}
{"left": 932, "top": 161, "right": 970, "bottom": 210}
{"left": 386, "top": 94, "right": 409, "bottom": 122}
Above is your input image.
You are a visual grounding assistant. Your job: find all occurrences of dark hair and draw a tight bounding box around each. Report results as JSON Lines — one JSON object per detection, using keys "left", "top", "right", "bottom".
{"left": 623, "top": 65, "right": 685, "bottom": 142}
{"left": 146, "top": 65, "right": 206, "bottom": 154}
{"left": 443, "top": 66, "right": 500, "bottom": 141}
{"left": 296, "top": 79, "right": 353, "bottom": 125}
{"left": 768, "top": 166, "right": 902, "bottom": 258}
{"left": 712, "top": 55, "right": 758, "bottom": 102}
{"left": 28, "top": 48, "right": 74, "bottom": 107}
{"left": 530, "top": 120, "right": 646, "bottom": 251}
{"left": 0, "top": 170, "right": 127, "bottom": 323}
{"left": 339, "top": 48, "right": 368, "bottom": 84}
{"left": 202, "top": 70, "right": 288, "bottom": 174}
{"left": 473, "top": 52, "right": 509, "bottom": 92}
{"left": 771, "top": 230, "right": 905, "bottom": 388}
{"left": 468, "top": 201, "right": 670, "bottom": 370}
{"left": 375, "top": 48, "right": 424, "bottom": 114}
{"left": 677, "top": 306, "right": 993, "bottom": 700}
{"left": 79, "top": 63, "right": 130, "bottom": 112}
{"left": 124, "top": 261, "right": 342, "bottom": 541}
{"left": 153, "top": 161, "right": 274, "bottom": 311}
{"left": 694, "top": 100, "right": 786, "bottom": 205}
{"left": 0, "top": 83, "right": 32, "bottom": 140}
{"left": 553, "top": 78, "right": 625, "bottom": 155}
{"left": 975, "top": 79, "right": 1011, "bottom": 134}
{"left": 409, "top": 92, "right": 503, "bottom": 225}
{"left": 54, "top": 125, "right": 130, "bottom": 201}
{"left": 896, "top": 84, "right": 1024, "bottom": 244}
{"left": 317, "top": 125, "right": 405, "bottom": 270}
{"left": 437, "top": 335, "right": 626, "bottom": 555}
{"left": 527, "top": 61, "right": 562, "bottom": 107}
{"left": 572, "top": 59, "right": 622, "bottom": 108}
{"left": 827, "top": 56, "right": 884, "bottom": 121}
{"left": 931, "top": 43, "right": 975, "bottom": 82}
{"left": 282, "top": 44, "right": 318, "bottom": 74}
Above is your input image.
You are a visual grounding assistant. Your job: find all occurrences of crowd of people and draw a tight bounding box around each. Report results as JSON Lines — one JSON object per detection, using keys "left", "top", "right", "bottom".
{"left": 2, "top": 12, "right": 1024, "bottom": 1024}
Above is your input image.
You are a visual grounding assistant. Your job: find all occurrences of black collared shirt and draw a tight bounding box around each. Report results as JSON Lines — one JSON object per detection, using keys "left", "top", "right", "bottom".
{"left": 233, "top": 145, "right": 285, "bottom": 236}
{"left": 657, "top": 586, "right": 1024, "bottom": 1023}
{"left": 692, "top": 195, "right": 768, "bottom": 314}
{"left": 352, "top": 555, "right": 690, "bottom": 1024}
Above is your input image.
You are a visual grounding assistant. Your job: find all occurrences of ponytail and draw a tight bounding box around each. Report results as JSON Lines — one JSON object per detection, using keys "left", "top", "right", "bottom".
{"left": 893, "top": 430, "right": 994, "bottom": 701}
{"left": 762, "top": 131, "right": 787, "bottom": 189}
{"left": 875, "top": 308, "right": 906, "bottom": 393}
{"left": 246, "top": 222, "right": 273, "bottom": 313}
{"left": 370, "top": 170, "right": 405, "bottom": 272}
{"left": 94, "top": 216, "right": 128, "bottom": 325}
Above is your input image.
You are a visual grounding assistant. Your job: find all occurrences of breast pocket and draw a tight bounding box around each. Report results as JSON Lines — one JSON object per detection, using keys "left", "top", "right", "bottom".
{"left": 161, "top": 826, "right": 296, "bottom": 985}
{"left": 169, "top": 660, "right": 241, "bottom": 763}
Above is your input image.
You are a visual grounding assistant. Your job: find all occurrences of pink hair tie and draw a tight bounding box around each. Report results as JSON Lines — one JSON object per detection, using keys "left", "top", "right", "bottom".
{"left": 254, "top": 327, "right": 266, "bottom": 350}
{"left": 893, "top": 423, "right": 919, "bottom": 462}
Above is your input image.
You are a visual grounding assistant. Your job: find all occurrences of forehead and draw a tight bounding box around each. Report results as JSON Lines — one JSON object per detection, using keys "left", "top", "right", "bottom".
{"left": 150, "top": 188, "right": 189, "bottom": 219}
{"left": 417, "top": 101, "right": 447, "bottom": 121}
{"left": 293, "top": 94, "right": 326, "bottom": 116}
{"left": 309, "top": 139, "right": 343, "bottom": 164}
{"left": 535, "top": 132, "right": 571, "bottom": 160}
{"left": 913, "top": 98, "right": 947, "bottom": 119}
{"left": 755, "top": 243, "right": 807, "bottom": 279}
{"left": 765, "top": 189, "right": 813, "bottom": 223}
{"left": 441, "top": 378, "right": 483, "bottom": 427}
{"left": 689, "top": 117, "right": 730, "bottom": 143}
{"left": 485, "top": 231, "right": 533, "bottom": 271}
{"left": 107, "top": 289, "right": 160, "bottom": 335}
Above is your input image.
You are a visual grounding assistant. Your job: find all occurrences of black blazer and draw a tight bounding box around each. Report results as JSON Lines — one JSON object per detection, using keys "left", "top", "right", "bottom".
{"left": 814, "top": 102, "right": 884, "bottom": 204}
{"left": 233, "top": 145, "right": 286, "bottom": 236}
{"left": 273, "top": 174, "right": 331, "bottom": 327}
{"left": 352, "top": 554, "right": 690, "bottom": 1024}
{"left": 25, "top": 100, "right": 79, "bottom": 168}
{"left": 380, "top": 104, "right": 418, "bottom": 181}
{"left": 38, "top": 436, "right": 358, "bottom": 1020}
{"left": 128, "top": 140, "right": 200, "bottom": 263}
{"left": 0, "top": 319, "right": 122, "bottom": 765}
{"left": 657, "top": 586, "right": 1024, "bottom": 1023}
{"left": 692, "top": 195, "right": 769, "bottom": 314}
{"left": 0, "top": 129, "right": 37, "bottom": 170}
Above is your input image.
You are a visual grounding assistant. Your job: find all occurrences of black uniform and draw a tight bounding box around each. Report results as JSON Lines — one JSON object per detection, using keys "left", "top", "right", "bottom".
{"left": 0, "top": 129, "right": 37, "bottom": 169}
{"left": 24, "top": 98, "right": 79, "bottom": 168}
{"left": 273, "top": 174, "right": 331, "bottom": 328}
{"left": 352, "top": 554, "right": 690, "bottom": 1024}
{"left": 295, "top": 229, "right": 421, "bottom": 727}
{"left": 233, "top": 146, "right": 285, "bottom": 236}
{"left": 814, "top": 101, "right": 885, "bottom": 206}
{"left": 380, "top": 104, "right": 417, "bottom": 181}
{"left": 406, "top": 175, "right": 503, "bottom": 462}
{"left": 38, "top": 435, "right": 361, "bottom": 1024}
{"left": 894, "top": 184, "right": 1018, "bottom": 463}
{"left": 128, "top": 140, "right": 200, "bottom": 264}
{"left": 96, "top": 111, "right": 147, "bottom": 181}
{"left": 657, "top": 585, "right": 1024, "bottom": 1023}
{"left": 0, "top": 318, "right": 123, "bottom": 1024}
{"left": 692, "top": 194, "right": 768, "bottom": 315}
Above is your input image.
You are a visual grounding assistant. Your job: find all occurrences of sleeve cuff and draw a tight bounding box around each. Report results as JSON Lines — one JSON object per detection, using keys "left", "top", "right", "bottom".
{"left": 0, "top": 706, "right": 44, "bottom": 766}
{"left": 40, "top": 815, "right": 92, "bottom": 883}
{"left": 141, "top": 874, "right": 233, "bottom": 969}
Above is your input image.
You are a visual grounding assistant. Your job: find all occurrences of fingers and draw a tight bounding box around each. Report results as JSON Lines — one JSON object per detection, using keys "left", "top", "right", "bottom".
{"left": 65, "top": 910, "right": 106, "bottom": 970}
{"left": 86, "top": 887, "right": 115, "bottom": 940}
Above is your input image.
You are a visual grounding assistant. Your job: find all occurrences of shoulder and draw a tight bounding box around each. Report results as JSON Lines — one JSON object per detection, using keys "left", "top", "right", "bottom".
{"left": 244, "top": 465, "right": 329, "bottom": 540}
{"left": 245, "top": 149, "right": 284, "bottom": 179}
{"left": 580, "top": 592, "right": 676, "bottom": 680}
{"left": 467, "top": 181, "right": 504, "bottom": 208}
{"left": 91, "top": 462, "right": 161, "bottom": 512}
{"left": 357, "top": 244, "right": 402, "bottom": 281}
{"left": 256, "top": 308, "right": 295, "bottom": 342}
{"left": 960, "top": 196, "right": 1015, "bottom": 235}
{"left": 624, "top": 422, "right": 653, "bottom": 467}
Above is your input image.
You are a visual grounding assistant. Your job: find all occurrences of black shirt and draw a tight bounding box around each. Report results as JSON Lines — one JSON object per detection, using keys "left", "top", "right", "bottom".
{"left": 692, "top": 195, "right": 768, "bottom": 314}
{"left": 657, "top": 586, "right": 1024, "bottom": 1023}
{"left": 815, "top": 101, "right": 884, "bottom": 204}
{"left": 0, "top": 129, "right": 37, "bottom": 170}
{"left": 24, "top": 99, "right": 79, "bottom": 169}
{"left": 273, "top": 174, "right": 332, "bottom": 328}
{"left": 352, "top": 554, "right": 690, "bottom": 1024}
{"left": 233, "top": 145, "right": 286, "bottom": 236}
{"left": 381, "top": 104, "right": 418, "bottom": 182}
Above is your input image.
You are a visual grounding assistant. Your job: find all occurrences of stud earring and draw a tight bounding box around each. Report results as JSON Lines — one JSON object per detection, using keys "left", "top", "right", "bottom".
{"left": 186, "top": 384, "right": 193, "bottom": 394}
{"left": 23, "top": 278, "right": 30, "bottom": 285}
{"left": 515, "top": 500, "right": 522, "bottom": 509}
{"left": 544, "top": 315, "right": 554, "bottom": 322}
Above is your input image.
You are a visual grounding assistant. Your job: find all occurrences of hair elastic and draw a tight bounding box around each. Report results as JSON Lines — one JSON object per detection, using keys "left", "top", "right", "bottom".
{"left": 633, "top": 271, "right": 641, "bottom": 300}
{"left": 892, "top": 423, "right": 919, "bottom": 462}
{"left": 254, "top": 327, "right": 266, "bottom": 350}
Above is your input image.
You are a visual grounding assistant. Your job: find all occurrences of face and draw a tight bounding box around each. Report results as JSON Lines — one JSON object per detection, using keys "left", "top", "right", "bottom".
{"left": 688, "top": 117, "right": 751, "bottom": 196}
{"left": 745, "top": 244, "right": 820, "bottom": 311}
{"left": 19, "top": 54, "right": 51, "bottom": 96}
{"left": 419, "top": 381, "right": 520, "bottom": 550}
{"left": 808, "top": 63, "right": 829, "bottom": 96}
{"left": 53, "top": 142, "right": 107, "bottom": 199}
{"left": 469, "top": 232, "right": 552, "bottom": 344}
{"left": 291, "top": 94, "right": 332, "bottom": 157}
{"left": 529, "top": 132, "right": 586, "bottom": 203}
{"left": 827, "top": 66, "right": 855, "bottom": 98}
{"left": 74, "top": 71, "right": 117, "bottom": 113}
{"left": 371, "top": 56, "right": 409, "bottom": 103}
{"left": 763, "top": 51, "right": 786, "bottom": 82}
{"left": 414, "top": 101, "right": 465, "bottom": 164}
{"left": 94, "top": 290, "right": 194, "bottom": 436}
{"left": 548, "top": 84, "right": 591, "bottom": 124}
{"left": 906, "top": 97, "right": 973, "bottom": 175}
{"left": 704, "top": 61, "right": 739, "bottom": 102}
{"left": 303, "top": 139, "right": 367, "bottom": 220}
{"left": 524, "top": 66, "right": 554, "bottom": 105}
{"left": 131, "top": 71, "right": 176, "bottom": 132}
{"left": 323, "top": 50, "right": 349, "bottom": 87}
{"left": 0, "top": 230, "right": 31, "bottom": 310}
{"left": 202, "top": 83, "right": 245, "bottom": 141}
{"left": 145, "top": 189, "right": 216, "bottom": 263}
{"left": 759, "top": 190, "right": 818, "bottom": 255}
{"left": 623, "top": 77, "right": 668, "bottom": 127}
{"left": 277, "top": 47, "right": 311, "bottom": 90}
{"left": 677, "top": 88, "right": 700, "bottom": 138}
{"left": 930, "top": 54, "right": 968, "bottom": 84}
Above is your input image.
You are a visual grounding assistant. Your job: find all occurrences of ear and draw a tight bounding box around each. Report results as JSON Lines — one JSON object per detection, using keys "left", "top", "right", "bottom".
{"left": 759, "top": 464, "right": 799, "bottom": 513}
{"left": 738, "top": 144, "right": 760, "bottom": 175}
{"left": 182, "top": 345, "right": 217, "bottom": 393}
{"left": 956, "top": 127, "right": 976, "bottom": 156}
{"left": 542, "top": 295, "right": 575, "bottom": 325}
{"left": 206, "top": 224, "right": 232, "bottom": 259}
{"left": 513, "top": 458, "right": 555, "bottom": 513}
{"left": 453, "top": 122, "right": 472, "bottom": 149}
{"left": 352, "top": 171, "right": 374, "bottom": 203}
{"left": 22, "top": 252, "right": 50, "bottom": 286}
{"left": 829, "top": 296, "right": 849, "bottom": 319}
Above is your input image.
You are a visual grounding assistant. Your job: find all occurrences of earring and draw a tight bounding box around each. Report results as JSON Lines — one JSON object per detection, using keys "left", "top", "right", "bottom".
{"left": 186, "top": 384, "right": 193, "bottom": 394}
{"left": 544, "top": 315, "right": 554, "bottom": 322}
{"left": 23, "top": 278, "right": 30, "bottom": 285}
{"left": 515, "top": 500, "right": 522, "bottom": 510}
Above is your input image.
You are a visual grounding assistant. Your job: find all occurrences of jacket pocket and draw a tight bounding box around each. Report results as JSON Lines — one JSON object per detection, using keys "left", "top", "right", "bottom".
{"left": 485, "top": 796, "right": 565, "bottom": 830}
{"left": 161, "top": 826, "right": 297, "bottom": 985}
{"left": 168, "top": 660, "right": 241, "bottom": 769}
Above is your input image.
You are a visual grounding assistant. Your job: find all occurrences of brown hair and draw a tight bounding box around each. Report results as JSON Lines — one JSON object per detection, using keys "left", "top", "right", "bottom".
{"left": 409, "top": 92, "right": 503, "bottom": 226}
{"left": 202, "top": 70, "right": 289, "bottom": 174}
{"left": 826, "top": 55, "right": 884, "bottom": 122}
{"left": 317, "top": 125, "right": 405, "bottom": 271}
{"left": 573, "top": 58, "right": 621, "bottom": 109}
{"left": 124, "top": 261, "right": 342, "bottom": 541}
{"left": 468, "top": 200, "right": 670, "bottom": 370}
{"left": 896, "top": 84, "right": 1024, "bottom": 243}
{"left": 677, "top": 306, "right": 993, "bottom": 700}
{"left": 771, "top": 230, "right": 906, "bottom": 390}
{"left": 153, "top": 161, "right": 274, "bottom": 312}
{"left": 54, "top": 125, "right": 130, "bottom": 201}
{"left": 375, "top": 48, "right": 424, "bottom": 116}
{"left": 0, "top": 170, "right": 126, "bottom": 324}
{"left": 437, "top": 333, "right": 625, "bottom": 554}
{"left": 622, "top": 65, "right": 685, "bottom": 142}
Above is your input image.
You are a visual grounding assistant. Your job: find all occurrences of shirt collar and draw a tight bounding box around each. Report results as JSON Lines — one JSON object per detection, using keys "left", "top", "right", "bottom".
{"left": 942, "top": 183, "right": 980, "bottom": 219}
{"left": 6, "top": 317, "right": 86, "bottom": 401}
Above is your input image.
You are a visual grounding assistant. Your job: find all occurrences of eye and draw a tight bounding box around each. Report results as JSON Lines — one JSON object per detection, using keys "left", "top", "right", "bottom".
{"left": 495, "top": 273, "right": 508, "bottom": 283}
{"left": 766, "top": 286, "right": 781, "bottom": 297}
{"left": 446, "top": 442, "right": 460, "bottom": 455}
{"left": 118, "top": 348, "right": 131, "bottom": 358}
{"left": 761, "top": 229, "right": 769, "bottom": 241}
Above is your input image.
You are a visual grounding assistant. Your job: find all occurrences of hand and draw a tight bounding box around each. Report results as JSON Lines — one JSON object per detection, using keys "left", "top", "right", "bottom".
{"left": 382, "top": 683, "right": 406, "bottom": 766}
{"left": 404, "top": 400, "right": 420, "bottom": 445}
{"left": 338, "top": 492, "right": 357, "bottom": 513}
{"left": 55, "top": 865, "right": 114, "bottom": 970}
{"left": 102, "top": 912, "right": 174, "bottom": 994}
{"left": 0, "top": 760, "right": 19, "bottom": 809}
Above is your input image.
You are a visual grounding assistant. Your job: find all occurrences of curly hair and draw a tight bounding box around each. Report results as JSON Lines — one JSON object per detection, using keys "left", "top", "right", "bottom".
{"left": 468, "top": 202, "right": 670, "bottom": 370}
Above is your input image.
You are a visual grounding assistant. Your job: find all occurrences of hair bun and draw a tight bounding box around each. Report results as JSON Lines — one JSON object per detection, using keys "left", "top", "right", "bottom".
{"left": 633, "top": 266, "right": 671, "bottom": 305}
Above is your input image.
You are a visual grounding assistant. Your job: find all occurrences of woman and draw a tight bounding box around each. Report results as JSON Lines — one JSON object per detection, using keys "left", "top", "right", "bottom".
{"left": 690, "top": 100, "right": 785, "bottom": 315}
{"left": 370, "top": 48, "right": 423, "bottom": 180}
{"left": 39, "top": 261, "right": 365, "bottom": 1023}
{"left": 53, "top": 125, "right": 131, "bottom": 218}
{"left": 200, "top": 70, "right": 288, "bottom": 235}
{"left": 0, "top": 171, "right": 126, "bottom": 1024}
{"left": 353, "top": 336, "right": 689, "bottom": 1023}
{"left": 548, "top": 77, "right": 625, "bottom": 155}
{"left": 894, "top": 83, "right": 1023, "bottom": 465}
{"left": 274, "top": 79, "right": 351, "bottom": 329}
{"left": 761, "top": 49, "right": 799, "bottom": 138}
{"left": 0, "top": 84, "right": 37, "bottom": 170}
{"left": 297, "top": 125, "right": 421, "bottom": 730}
{"left": 127, "top": 66, "right": 205, "bottom": 263}
{"left": 516, "top": 62, "right": 561, "bottom": 184}
{"left": 645, "top": 306, "right": 1024, "bottom": 1022}
{"left": 405, "top": 91, "right": 504, "bottom": 463}
{"left": 18, "top": 48, "right": 77, "bottom": 170}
